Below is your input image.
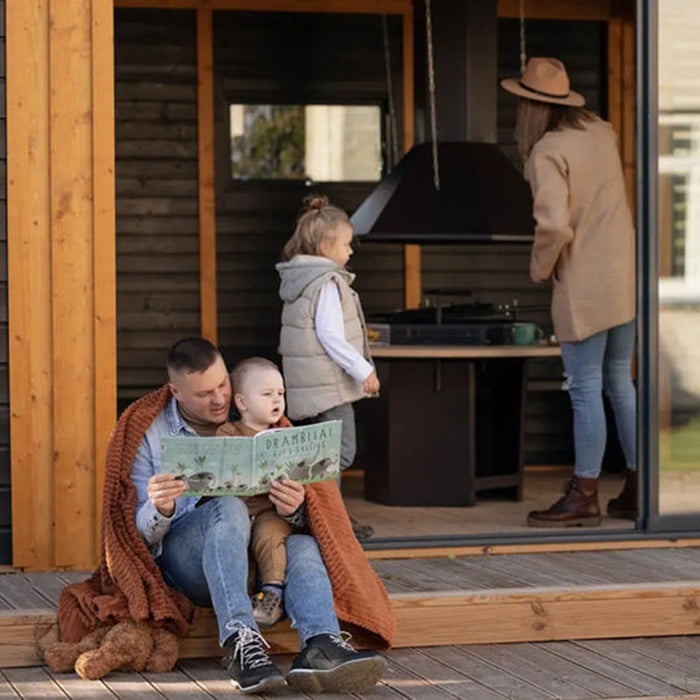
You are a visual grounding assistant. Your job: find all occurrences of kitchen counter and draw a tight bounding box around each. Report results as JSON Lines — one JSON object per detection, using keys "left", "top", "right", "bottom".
{"left": 370, "top": 344, "right": 561, "bottom": 358}
{"left": 359, "top": 344, "right": 561, "bottom": 507}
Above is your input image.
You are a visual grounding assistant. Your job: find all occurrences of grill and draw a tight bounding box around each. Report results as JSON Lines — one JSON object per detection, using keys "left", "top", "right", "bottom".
{"left": 367, "top": 290, "right": 532, "bottom": 346}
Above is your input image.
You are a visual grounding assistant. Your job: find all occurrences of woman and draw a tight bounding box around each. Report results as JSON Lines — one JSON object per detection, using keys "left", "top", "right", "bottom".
{"left": 501, "top": 57, "right": 637, "bottom": 527}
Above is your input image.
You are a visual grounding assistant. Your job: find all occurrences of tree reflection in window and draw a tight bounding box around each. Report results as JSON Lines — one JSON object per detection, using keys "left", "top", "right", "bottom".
{"left": 230, "top": 104, "right": 382, "bottom": 182}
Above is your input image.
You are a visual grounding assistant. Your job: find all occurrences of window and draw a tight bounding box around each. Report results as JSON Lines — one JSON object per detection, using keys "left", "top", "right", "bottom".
{"left": 229, "top": 104, "right": 383, "bottom": 182}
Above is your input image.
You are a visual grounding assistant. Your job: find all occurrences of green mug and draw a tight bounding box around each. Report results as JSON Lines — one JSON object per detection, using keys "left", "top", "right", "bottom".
{"left": 512, "top": 322, "right": 544, "bottom": 346}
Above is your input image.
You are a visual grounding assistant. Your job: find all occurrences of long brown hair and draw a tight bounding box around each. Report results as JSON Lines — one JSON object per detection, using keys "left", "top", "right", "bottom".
{"left": 280, "top": 194, "right": 351, "bottom": 261}
{"left": 515, "top": 98, "right": 596, "bottom": 161}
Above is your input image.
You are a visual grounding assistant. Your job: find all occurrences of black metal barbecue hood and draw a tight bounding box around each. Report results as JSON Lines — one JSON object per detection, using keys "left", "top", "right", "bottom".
{"left": 351, "top": 0, "right": 534, "bottom": 245}
{"left": 351, "top": 141, "right": 534, "bottom": 244}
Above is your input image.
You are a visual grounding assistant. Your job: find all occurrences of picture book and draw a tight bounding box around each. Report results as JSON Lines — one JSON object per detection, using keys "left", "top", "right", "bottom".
{"left": 159, "top": 419, "right": 341, "bottom": 496}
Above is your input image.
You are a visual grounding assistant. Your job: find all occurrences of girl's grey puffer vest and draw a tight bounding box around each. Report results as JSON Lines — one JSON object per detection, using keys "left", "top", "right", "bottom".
{"left": 276, "top": 255, "right": 373, "bottom": 420}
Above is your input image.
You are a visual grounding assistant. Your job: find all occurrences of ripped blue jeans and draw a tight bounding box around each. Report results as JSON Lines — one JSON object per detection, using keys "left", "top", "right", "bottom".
{"left": 560, "top": 320, "right": 637, "bottom": 479}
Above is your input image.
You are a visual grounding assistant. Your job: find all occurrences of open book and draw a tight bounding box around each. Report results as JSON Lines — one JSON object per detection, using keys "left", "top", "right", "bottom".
{"left": 160, "top": 419, "right": 342, "bottom": 497}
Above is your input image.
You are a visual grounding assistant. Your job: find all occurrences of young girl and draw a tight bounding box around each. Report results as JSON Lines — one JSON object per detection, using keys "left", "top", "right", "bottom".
{"left": 276, "top": 195, "right": 379, "bottom": 512}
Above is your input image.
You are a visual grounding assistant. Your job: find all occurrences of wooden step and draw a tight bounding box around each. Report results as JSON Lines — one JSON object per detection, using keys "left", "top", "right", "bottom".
{"left": 8, "top": 580, "right": 700, "bottom": 669}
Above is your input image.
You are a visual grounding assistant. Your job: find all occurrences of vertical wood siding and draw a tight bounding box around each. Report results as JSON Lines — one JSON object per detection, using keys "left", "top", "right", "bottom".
{"left": 0, "top": 0, "right": 9, "bottom": 563}
{"left": 115, "top": 9, "right": 199, "bottom": 407}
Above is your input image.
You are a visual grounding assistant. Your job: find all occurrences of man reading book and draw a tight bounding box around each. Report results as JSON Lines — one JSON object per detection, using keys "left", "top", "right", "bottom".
{"left": 216, "top": 357, "right": 295, "bottom": 628}
{"left": 130, "top": 337, "right": 387, "bottom": 694}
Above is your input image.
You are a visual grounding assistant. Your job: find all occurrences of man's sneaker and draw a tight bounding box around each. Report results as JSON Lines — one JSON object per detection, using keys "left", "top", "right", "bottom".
{"left": 222, "top": 626, "right": 285, "bottom": 694}
{"left": 285, "top": 632, "right": 387, "bottom": 693}
{"left": 252, "top": 588, "right": 285, "bottom": 628}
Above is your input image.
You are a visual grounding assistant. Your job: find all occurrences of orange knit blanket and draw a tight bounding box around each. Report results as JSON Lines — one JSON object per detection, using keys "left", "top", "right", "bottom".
{"left": 57, "top": 386, "right": 395, "bottom": 650}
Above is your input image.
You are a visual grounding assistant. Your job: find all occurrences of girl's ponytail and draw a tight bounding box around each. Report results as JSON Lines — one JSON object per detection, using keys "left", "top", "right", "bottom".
{"left": 281, "top": 194, "right": 350, "bottom": 261}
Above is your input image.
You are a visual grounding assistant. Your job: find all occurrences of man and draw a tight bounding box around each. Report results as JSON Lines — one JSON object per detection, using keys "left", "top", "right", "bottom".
{"left": 130, "top": 337, "right": 388, "bottom": 694}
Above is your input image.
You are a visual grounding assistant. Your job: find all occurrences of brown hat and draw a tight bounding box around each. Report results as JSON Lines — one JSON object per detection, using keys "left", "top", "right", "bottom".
{"left": 500, "top": 57, "right": 585, "bottom": 107}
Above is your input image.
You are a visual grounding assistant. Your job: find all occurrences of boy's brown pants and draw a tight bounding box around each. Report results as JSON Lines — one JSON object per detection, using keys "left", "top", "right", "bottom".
{"left": 249, "top": 504, "right": 292, "bottom": 585}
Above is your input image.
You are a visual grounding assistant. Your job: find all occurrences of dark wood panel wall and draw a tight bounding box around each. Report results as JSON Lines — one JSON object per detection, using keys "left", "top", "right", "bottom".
{"left": 0, "top": 0, "right": 9, "bottom": 563}
{"left": 212, "top": 11, "right": 406, "bottom": 365}
{"left": 115, "top": 9, "right": 200, "bottom": 406}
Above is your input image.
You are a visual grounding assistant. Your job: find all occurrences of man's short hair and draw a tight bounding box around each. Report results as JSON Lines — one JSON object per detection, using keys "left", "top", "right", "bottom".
{"left": 230, "top": 357, "right": 281, "bottom": 395}
{"left": 166, "top": 337, "right": 221, "bottom": 377}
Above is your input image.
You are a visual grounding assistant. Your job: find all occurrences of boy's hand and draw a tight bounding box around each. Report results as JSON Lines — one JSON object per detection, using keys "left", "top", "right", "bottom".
{"left": 363, "top": 371, "right": 380, "bottom": 396}
{"left": 147, "top": 473, "right": 187, "bottom": 517}
{"left": 269, "top": 477, "right": 305, "bottom": 517}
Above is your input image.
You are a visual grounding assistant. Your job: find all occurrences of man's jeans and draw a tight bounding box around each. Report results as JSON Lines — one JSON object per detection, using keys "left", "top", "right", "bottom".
{"left": 560, "top": 320, "right": 637, "bottom": 479}
{"left": 157, "top": 496, "right": 341, "bottom": 646}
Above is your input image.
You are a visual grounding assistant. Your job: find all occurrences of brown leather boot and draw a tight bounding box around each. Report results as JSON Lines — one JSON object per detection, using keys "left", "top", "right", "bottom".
{"left": 527, "top": 476, "right": 601, "bottom": 528}
{"left": 606, "top": 468, "right": 637, "bottom": 520}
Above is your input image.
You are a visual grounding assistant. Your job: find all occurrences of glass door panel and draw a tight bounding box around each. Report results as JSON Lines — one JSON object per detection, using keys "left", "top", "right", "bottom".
{"left": 658, "top": 0, "right": 700, "bottom": 514}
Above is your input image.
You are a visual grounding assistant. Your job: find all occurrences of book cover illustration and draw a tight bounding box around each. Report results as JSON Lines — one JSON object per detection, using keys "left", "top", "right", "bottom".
{"left": 160, "top": 419, "right": 341, "bottom": 496}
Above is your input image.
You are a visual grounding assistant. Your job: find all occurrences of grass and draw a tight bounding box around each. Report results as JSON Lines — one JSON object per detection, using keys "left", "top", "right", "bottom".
{"left": 659, "top": 413, "right": 700, "bottom": 471}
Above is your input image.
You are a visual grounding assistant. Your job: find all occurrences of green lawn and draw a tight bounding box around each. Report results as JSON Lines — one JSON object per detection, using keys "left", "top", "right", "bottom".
{"left": 660, "top": 414, "right": 700, "bottom": 471}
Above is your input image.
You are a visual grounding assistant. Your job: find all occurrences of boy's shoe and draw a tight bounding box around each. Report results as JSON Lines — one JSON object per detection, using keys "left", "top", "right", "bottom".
{"left": 252, "top": 588, "right": 285, "bottom": 628}
{"left": 222, "top": 626, "right": 285, "bottom": 694}
{"left": 285, "top": 632, "right": 387, "bottom": 693}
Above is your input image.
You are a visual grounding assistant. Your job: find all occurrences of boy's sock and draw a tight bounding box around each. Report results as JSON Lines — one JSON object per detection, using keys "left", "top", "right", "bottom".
{"left": 261, "top": 582, "right": 284, "bottom": 602}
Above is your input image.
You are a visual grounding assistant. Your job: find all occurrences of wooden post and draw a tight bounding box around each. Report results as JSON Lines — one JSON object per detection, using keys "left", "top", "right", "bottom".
{"left": 197, "top": 7, "right": 218, "bottom": 343}
{"left": 7, "top": 0, "right": 116, "bottom": 570}
{"left": 7, "top": 0, "right": 54, "bottom": 570}
{"left": 92, "top": 0, "right": 118, "bottom": 560}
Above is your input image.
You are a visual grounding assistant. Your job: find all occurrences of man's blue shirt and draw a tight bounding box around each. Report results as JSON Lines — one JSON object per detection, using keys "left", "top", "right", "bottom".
{"left": 130, "top": 396, "right": 202, "bottom": 557}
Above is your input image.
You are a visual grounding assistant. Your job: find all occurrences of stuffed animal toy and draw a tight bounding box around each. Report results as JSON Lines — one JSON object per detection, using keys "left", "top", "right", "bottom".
{"left": 42, "top": 620, "right": 179, "bottom": 680}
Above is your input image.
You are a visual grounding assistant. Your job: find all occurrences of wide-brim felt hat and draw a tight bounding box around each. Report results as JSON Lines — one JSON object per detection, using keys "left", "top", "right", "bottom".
{"left": 501, "top": 57, "right": 585, "bottom": 107}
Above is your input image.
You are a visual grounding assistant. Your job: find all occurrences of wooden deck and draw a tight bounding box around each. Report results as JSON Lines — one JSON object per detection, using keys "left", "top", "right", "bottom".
{"left": 5, "top": 639, "right": 700, "bottom": 699}
{"left": 2, "top": 548, "right": 700, "bottom": 698}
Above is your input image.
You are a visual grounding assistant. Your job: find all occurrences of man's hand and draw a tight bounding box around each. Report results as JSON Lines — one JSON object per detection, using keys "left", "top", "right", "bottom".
{"left": 363, "top": 371, "right": 380, "bottom": 396}
{"left": 147, "top": 473, "right": 187, "bottom": 517}
{"left": 269, "top": 478, "right": 305, "bottom": 517}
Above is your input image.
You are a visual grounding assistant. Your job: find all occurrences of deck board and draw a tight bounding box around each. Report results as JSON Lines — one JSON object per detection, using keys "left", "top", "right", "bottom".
{"left": 46, "top": 668, "right": 117, "bottom": 699}
{"left": 2, "top": 667, "right": 69, "bottom": 698}
{"left": 0, "top": 579, "right": 52, "bottom": 613}
{"left": 460, "top": 642, "right": 597, "bottom": 699}
{"left": 100, "top": 672, "right": 168, "bottom": 700}
{"left": 543, "top": 640, "right": 686, "bottom": 697}
{"left": 576, "top": 639, "right": 700, "bottom": 695}
{"left": 482, "top": 641, "right": 636, "bottom": 698}
{"left": 2, "top": 641, "right": 700, "bottom": 698}
{"left": 381, "top": 654, "right": 459, "bottom": 698}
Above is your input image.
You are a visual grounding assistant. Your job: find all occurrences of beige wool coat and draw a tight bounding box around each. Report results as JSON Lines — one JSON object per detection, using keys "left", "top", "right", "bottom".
{"left": 526, "top": 118, "right": 635, "bottom": 342}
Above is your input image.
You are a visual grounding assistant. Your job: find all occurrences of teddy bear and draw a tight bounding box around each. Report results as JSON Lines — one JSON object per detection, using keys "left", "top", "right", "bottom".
{"left": 42, "top": 620, "right": 179, "bottom": 680}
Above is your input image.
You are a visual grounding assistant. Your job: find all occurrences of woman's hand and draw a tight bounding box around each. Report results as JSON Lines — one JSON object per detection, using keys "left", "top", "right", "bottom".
{"left": 147, "top": 473, "right": 187, "bottom": 517}
{"left": 269, "top": 478, "right": 305, "bottom": 517}
{"left": 363, "top": 371, "right": 380, "bottom": 396}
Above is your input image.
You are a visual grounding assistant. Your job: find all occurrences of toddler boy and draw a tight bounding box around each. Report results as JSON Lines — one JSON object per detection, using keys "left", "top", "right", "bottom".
{"left": 216, "top": 357, "right": 293, "bottom": 627}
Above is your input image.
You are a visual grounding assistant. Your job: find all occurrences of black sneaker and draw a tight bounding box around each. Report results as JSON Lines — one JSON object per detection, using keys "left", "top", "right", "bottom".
{"left": 222, "top": 626, "right": 285, "bottom": 694}
{"left": 286, "top": 633, "right": 387, "bottom": 693}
